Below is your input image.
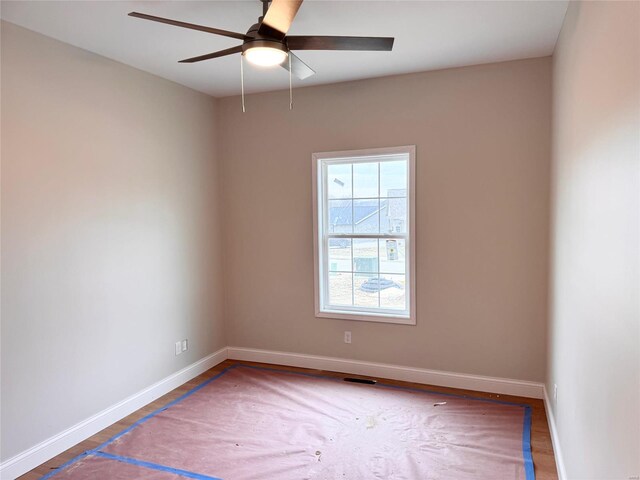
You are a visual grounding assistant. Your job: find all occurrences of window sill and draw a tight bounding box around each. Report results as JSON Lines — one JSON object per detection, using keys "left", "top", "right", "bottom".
{"left": 316, "top": 309, "right": 416, "bottom": 325}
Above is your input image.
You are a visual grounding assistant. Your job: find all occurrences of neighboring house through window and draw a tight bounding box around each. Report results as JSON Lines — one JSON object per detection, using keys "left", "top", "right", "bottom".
{"left": 312, "top": 146, "right": 416, "bottom": 324}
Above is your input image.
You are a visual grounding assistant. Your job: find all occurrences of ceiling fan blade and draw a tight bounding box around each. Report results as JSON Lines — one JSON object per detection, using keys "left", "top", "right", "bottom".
{"left": 128, "top": 12, "right": 247, "bottom": 41}
{"left": 258, "top": 0, "right": 303, "bottom": 40}
{"left": 281, "top": 52, "right": 315, "bottom": 80}
{"left": 287, "top": 36, "right": 394, "bottom": 51}
{"left": 179, "top": 45, "right": 243, "bottom": 63}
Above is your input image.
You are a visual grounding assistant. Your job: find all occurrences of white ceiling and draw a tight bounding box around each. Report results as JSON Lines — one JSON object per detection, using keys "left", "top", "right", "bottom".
{"left": 0, "top": 0, "right": 568, "bottom": 97}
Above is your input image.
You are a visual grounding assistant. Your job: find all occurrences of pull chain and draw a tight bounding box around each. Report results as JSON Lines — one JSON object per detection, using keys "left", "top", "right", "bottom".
{"left": 241, "top": 51, "right": 292, "bottom": 112}
{"left": 240, "top": 54, "right": 246, "bottom": 113}
{"left": 289, "top": 54, "right": 293, "bottom": 110}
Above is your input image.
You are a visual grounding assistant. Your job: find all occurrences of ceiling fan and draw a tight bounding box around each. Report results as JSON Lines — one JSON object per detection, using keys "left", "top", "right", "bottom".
{"left": 129, "top": 0, "right": 395, "bottom": 80}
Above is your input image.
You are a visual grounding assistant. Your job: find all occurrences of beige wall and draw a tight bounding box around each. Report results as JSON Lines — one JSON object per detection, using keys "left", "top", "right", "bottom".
{"left": 218, "top": 57, "right": 551, "bottom": 382}
{"left": 1, "top": 22, "right": 225, "bottom": 460}
{"left": 548, "top": 2, "right": 640, "bottom": 478}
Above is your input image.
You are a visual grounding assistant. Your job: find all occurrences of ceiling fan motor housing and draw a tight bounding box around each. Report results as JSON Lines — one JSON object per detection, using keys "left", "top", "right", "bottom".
{"left": 242, "top": 20, "right": 289, "bottom": 66}
{"left": 244, "top": 21, "right": 288, "bottom": 49}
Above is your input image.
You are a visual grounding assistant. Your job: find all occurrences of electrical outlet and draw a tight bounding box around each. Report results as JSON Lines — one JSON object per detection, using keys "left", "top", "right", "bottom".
{"left": 175, "top": 341, "right": 182, "bottom": 356}
{"left": 344, "top": 331, "right": 352, "bottom": 344}
{"left": 553, "top": 384, "right": 558, "bottom": 404}
{"left": 182, "top": 339, "right": 188, "bottom": 352}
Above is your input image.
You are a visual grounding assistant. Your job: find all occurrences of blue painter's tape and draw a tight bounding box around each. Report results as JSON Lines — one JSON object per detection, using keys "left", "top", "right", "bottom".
{"left": 92, "top": 364, "right": 240, "bottom": 453}
{"left": 39, "top": 362, "right": 536, "bottom": 479}
{"left": 38, "top": 451, "right": 92, "bottom": 480}
{"left": 39, "top": 364, "right": 240, "bottom": 479}
{"left": 93, "top": 451, "right": 222, "bottom": 480}
{"left": 522, "top": 405, "right": 536, "bottom": 480}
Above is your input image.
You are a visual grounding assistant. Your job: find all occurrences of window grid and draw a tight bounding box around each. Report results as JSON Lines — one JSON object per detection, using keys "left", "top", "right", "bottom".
{"left": 318, "top": 154, "right": 411, "bottom": 320}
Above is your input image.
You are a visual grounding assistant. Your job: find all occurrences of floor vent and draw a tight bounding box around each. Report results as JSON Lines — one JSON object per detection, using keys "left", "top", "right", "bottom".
{"left": 343, "top": 377, "right": 377, "bottom": 385}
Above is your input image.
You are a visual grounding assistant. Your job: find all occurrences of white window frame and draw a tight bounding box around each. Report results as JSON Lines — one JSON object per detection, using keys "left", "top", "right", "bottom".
{"left": 312, "top": 145, "right": 416, "bottom": 325}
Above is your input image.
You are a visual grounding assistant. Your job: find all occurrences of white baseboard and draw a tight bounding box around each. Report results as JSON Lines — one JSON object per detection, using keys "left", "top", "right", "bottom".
{"left": 543, "top": 385, "right": 567, "bottom": 480}
{"left": 227, "top": 346, "right": 545, "bottom": 399}
{"left": 0, "top": 346, "right": 228, "bottom": 480}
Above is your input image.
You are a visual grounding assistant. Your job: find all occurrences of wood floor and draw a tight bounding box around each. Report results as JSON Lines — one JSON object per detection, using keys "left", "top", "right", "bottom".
{"left": 19, "top": 359, "right": 558, "bottom": 480}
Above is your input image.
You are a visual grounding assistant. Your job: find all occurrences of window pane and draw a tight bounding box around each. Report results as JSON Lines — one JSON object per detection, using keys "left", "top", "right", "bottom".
{"left": 327, "top": 163, "right": 352, "bottom": 199}
{"left": 354, "top": 199, "right": 380, "bottom": 234}
{"left": 379, "top": 239, "right": 405, "bottom": 274}
{"left": 328, "top": 200, "right": 352, "bottom": 233}
{"left": 329, "top": 238, "right": 351, "bottom": 272}
{"left": 380, "top": 197, "right": 407, "bottom": 234}
{"left": 353, "top": 162, "right": 378, "bottom": 198}
{"left": 354, "top": 274, "right": 379, "bottom": 308}
{"left": 379, "top": 274, "right": 406, "bottom": 310}
{"left": 318, "top": 149, "right": 412, "bottom": 322}
{"left": 352, "top": 238, "right": 378, "bottom": 273}
{"left": 380, "top": 160, "right": 407, "bottom": 197}
{"left": 328, "top": 272, "right": 353, "bottom": 306}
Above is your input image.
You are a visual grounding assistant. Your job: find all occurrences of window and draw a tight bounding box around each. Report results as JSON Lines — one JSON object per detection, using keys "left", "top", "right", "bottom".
{"left": 313, "top": 146, "right": 416, "bottom": 325}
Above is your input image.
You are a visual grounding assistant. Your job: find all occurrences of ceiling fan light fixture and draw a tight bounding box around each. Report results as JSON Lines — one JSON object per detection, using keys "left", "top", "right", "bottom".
{"left": 243, "top": 41, "right": 288, "bottom": 67}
